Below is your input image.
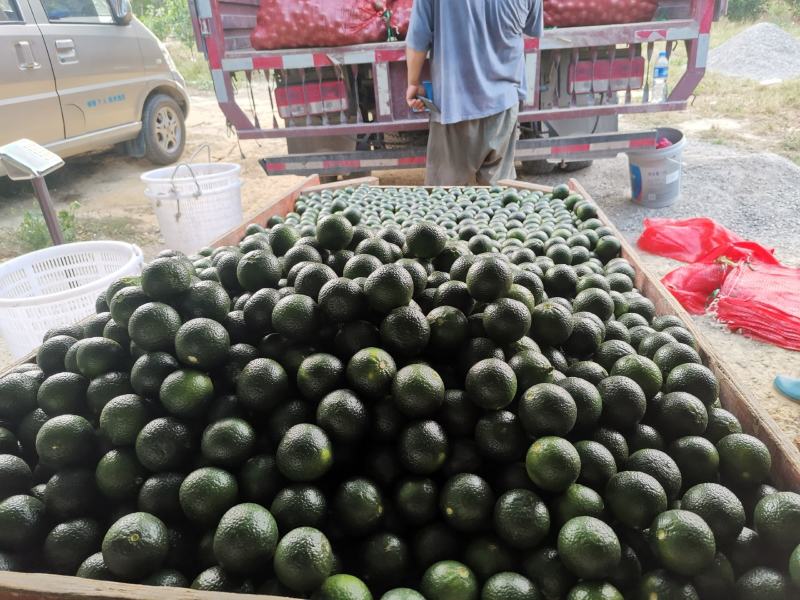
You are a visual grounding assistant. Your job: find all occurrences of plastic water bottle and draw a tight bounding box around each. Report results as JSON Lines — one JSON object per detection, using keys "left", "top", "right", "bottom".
{"left": 651, "top": 51, "right": 669, "bottom": 103}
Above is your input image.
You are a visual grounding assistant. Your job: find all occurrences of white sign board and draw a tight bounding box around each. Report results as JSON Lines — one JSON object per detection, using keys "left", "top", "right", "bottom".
{"left": 0, "top": 139, "right": 64, "bottom": 181}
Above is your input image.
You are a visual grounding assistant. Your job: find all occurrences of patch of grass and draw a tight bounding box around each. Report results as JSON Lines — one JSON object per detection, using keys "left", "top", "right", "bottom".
{"left": 694, "top": 128, "right": 734, "bottom": 146}
{"left": 766, "top": 0, "right": 800, "bottom": 22}
{"left": 167, "top": 42, "right": 213, "bottom": 91}
{"left": 781, "top": 130, "right": 800, "bottom": 151}
{"left": 0, "top": 209, "right": 158, "bottom": 261}
{"left": 16, "top": 202, "right": 79, "bottom": 253}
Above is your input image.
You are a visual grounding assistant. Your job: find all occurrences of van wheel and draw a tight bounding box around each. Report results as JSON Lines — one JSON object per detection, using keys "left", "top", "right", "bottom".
{"left": 143, "top": 94, "right": 186, "bottom": 165}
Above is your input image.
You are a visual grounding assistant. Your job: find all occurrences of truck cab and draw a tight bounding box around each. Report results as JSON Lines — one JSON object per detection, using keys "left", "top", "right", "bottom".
{"left": 0, "top": 0, "right": 190, "bottom": 173}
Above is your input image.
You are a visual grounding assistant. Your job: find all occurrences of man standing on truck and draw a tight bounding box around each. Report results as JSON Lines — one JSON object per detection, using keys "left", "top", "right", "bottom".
{"left": 405, "top": 0, "right": 542, "bottom": 186}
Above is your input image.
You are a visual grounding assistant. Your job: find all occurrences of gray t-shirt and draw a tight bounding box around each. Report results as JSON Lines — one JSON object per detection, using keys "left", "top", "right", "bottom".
{"left": 406, "top": 0, "right": 543, "bottom": 125}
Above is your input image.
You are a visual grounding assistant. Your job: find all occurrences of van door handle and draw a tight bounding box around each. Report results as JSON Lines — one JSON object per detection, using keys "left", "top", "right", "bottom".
{"left": 14, "top": 41, "right": 41, "bottom": 70}
{"left": 55, "top": 38, "right": 78, "bottom": 64}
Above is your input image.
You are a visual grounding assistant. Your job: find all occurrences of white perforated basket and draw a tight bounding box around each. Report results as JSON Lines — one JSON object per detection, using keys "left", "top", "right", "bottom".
{"left": 0, "top": 241, "right": 144, "bottom": 359}
{"left": 141, "top": 160, "right": 243, "bottom": 255}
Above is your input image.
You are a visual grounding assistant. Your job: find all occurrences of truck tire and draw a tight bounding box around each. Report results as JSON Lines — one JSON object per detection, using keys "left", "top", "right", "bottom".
{"left": 519, "top": 160, "right": 555, "bottom": 175}
{"left": 559, "top": 160, "right": 593, "bottom": 173}
{"left": 142, "top": 94, "right": 186, "bottom": 165}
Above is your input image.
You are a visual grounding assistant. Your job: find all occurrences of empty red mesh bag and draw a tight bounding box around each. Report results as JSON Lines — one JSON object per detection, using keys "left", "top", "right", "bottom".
{"left": 544, "top": 0, "right": 658, "bottom": 27}
{"left": 695, "top": 240, "right": 778, "bottom": 265}
{"left": 657, "top": 241, "right": 779, "bottom": 315}
{"left": 661, "top": 263, "right": 728, "bottom": 315}
{"left": 714, "top": 262, "right": 800, "bottom": 351}
{"left": 637, "top": 218, "right": 746, "bottom": 263}
{"left": 251, "top": 0, "right": 413, "bottom": 50}
{"left": 637, "top": 216, "right": 794, "bottom": 349}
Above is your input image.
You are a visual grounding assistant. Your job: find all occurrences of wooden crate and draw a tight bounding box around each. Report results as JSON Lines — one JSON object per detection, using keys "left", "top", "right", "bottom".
{"left": 1, "top": 177, "right": 798, "bottom": 600}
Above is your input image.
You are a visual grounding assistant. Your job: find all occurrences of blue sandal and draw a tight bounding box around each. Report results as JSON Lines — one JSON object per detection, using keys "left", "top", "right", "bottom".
{"left": 774, "top": 375, "right": 800, "bottom": 402}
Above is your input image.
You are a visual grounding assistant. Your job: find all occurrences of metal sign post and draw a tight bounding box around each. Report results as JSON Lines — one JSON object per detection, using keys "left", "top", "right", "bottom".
{"left": 0, "top": 139, "right": 66, "bottom": 245}
{"left": 30, "top": 176, "right": 65, "bottom": 245}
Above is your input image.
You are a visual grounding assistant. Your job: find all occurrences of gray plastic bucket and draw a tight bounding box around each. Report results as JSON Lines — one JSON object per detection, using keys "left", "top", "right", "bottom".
{"left": 627, "top": 127, "right": 685, "bottom": 208}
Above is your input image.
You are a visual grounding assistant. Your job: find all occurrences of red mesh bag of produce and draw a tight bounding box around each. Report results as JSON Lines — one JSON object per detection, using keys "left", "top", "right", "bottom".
{"left": 544, "top": 0, "right": 659, "bottom": 27}
{"left": 251, "top": 0, "right": 413, "bottom": 51}
{"left": 714, "top": 262, "right": 800, "bottom": 350}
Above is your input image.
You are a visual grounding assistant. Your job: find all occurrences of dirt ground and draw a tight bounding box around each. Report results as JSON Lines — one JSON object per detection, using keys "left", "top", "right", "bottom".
{"left": 1, "top": 90, "right": 798, "bottom": 449}
{"left": 0, "top": 93, "right": 305, "bottom": 260}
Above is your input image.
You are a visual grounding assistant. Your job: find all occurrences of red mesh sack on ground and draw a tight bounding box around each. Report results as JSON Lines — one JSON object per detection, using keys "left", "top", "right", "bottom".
{"left": 637, "top": 218, "right": 746, "bottom": 263}
{"left": 714, "top": 263, "right": 800, "bottom": 351}
{"left": 696, "top": 240, "right": 778, "bottom": 265}
{"left": 251, "top": 0, "right": 412, "bottom": 50}
{"left": 638, "top": 217, "right": 798, "bottom": 349}
{"left": 661, "top": 263, "right": 728, "bottom": 315}
{"left": 544, "top": 0, "right": 658, "bottom": 27}
{"left": 659, "top": 241, "right": 779, "bottom": 315}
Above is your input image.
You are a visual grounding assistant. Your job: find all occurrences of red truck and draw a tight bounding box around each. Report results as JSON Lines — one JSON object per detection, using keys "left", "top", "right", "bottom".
{"left": 188, "top": 0, "right": 725, "bottom": 178}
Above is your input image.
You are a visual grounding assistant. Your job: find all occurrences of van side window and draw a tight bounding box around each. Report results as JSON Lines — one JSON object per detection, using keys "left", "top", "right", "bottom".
{"left": 0, "top": 0, "right": 22, "bottom": 23}
{"left": 42, "top": 0, "right": 114, "bottom": 24}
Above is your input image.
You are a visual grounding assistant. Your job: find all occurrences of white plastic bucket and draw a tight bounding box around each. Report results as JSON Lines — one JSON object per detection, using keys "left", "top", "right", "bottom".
{"left": 627, "top": 127, "right": 685, "bottom": 208}
{"left": 141, "top": 155, "right": 243, "bottom": 255}
{"left": 0, "top": 241, "right": 144, "bottom": 358}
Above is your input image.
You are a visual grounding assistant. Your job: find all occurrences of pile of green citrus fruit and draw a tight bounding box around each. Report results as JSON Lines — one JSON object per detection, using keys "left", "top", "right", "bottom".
{"left": 0, "top": 183, "right": 799, "bottom": 600}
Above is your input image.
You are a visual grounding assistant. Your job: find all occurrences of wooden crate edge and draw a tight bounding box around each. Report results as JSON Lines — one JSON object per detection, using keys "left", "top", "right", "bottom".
{"left": 497, "top": 179, "right": 552, "bottom": 193}
{"left": 567, "top": 178, "right": 800, "bottom": 490}
{"left": 210, "top": 175, "right": 321, "bottom": 248}
{"left": 302, "top": 176, "right": 379, "bottom": 193}
{"left": 0, "top": 571, "right": 292, "bottom": 600}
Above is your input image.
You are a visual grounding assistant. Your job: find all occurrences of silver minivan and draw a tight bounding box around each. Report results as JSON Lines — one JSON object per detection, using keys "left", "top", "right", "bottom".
{"left": 0, "top": 0, "right": 189, "bottom": 171}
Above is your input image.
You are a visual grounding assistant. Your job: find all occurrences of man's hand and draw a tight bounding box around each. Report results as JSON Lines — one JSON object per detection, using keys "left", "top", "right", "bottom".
{"left": 406, "top": 44, "right": 427, "bottom": 111}
{"left": 406, "top": 83, "right": 425, "bottom": 112}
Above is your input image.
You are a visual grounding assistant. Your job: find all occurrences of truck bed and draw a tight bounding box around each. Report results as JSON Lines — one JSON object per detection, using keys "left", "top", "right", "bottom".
{"left": 190, "top": 0, "right": 721, "bottom": 174}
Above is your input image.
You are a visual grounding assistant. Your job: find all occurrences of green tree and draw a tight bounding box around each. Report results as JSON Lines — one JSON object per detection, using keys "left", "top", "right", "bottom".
{"left": 137, "top": 0, "right": 194, "bottom": 47}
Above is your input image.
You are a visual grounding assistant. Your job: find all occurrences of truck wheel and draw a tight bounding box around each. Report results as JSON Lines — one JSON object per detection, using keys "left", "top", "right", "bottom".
{"left": 558, "top": 160, "right": 593, "bottom": 173}
{"left": 142, "top": 94, "right": 186, "bottom": 165}
{"left": 519, "top": 160, "right": 555, "bottom": 175}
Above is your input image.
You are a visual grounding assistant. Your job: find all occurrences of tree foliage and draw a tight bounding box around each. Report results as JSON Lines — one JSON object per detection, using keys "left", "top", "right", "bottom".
{"left": 134, "top": 0, "right": 194, "bottom": 47}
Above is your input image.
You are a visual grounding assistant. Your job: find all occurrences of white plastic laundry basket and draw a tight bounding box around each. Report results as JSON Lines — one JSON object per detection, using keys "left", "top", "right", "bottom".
{"left": 0, "top": 241, "right": 144, "bottom": 359}
{"left": 141, "top": 159, "right": 243, "bottom": 255}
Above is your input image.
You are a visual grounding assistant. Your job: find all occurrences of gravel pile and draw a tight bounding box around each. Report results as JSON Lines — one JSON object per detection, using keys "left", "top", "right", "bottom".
{"left": 707, "top": 22, "right": 800, "bottom": 82}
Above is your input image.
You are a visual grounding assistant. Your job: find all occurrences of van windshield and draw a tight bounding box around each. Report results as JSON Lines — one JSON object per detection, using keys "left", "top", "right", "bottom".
{"left": 42, "top": 0, "right": 114, "bottom": 24}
